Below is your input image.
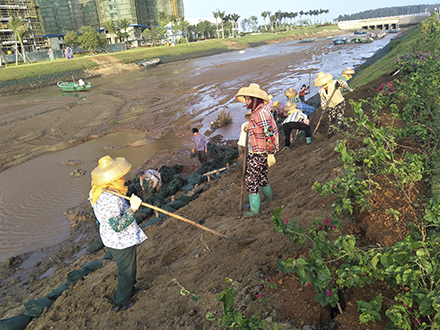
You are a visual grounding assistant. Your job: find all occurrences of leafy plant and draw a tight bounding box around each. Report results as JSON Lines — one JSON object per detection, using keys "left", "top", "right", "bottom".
{"left": 386, "top": 208, "right": 401, "bottom": 222}
{"left": 173, "top": 279, "right": 200, "bottom": 303}
{"left": 357, "top": 294, "right": 383, "bottom": 323}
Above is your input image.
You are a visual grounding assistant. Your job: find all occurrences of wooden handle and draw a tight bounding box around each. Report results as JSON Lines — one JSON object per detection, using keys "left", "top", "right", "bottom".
{"left": 104, "top": 189, "right": 228, "bottom": 239}
{"left": 239, "top": 132, "right": 249, "bottom": 211}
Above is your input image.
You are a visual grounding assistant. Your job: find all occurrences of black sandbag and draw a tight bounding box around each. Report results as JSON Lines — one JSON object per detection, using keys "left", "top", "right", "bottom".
{"left": 66, "top": 269, "right": 91, "bottom": 285}
{"left": 178, "top": 193, "right": 197, "bottom": 203}
{"left": 172, "top": 174, "right": 186, "bottom": 186}
{"left": 157, "top": 185, "right": 170, "bottom": 198}
{"left": 47, "top": 283, "right": 69, "bottom": 300}
{"left": 168, "top": 181, "right": 179, "bottom": 195}
{"left": 166, "top": 200, "right": 187, "bottom": 210}
{"left": 135, "top": 211, "right": 148, "bottom": 224}
{"left": 138, "top": 205, "right": 154, "bottom": 217}
{"left": 140, "top": 217, "right": 163, "bottom": 228}
{"left": 186, "top": 173, "right": 206, "bottom": 185}
{"left": 0, "top": 314, "right": 32, "bottom": 330}
{"left": 159, "top": 204, "right": 176, "bottom": 218}
{"left": 83, "top": 260, "right": 103, "bottom": 271}
{"left": 158, "top": 166, "right": 176, "bottom": 184}
{"left": 171, "top": 164, "right": 183, "bottom": 173}
{"left": 22, "top": 297, "right": 55, "bottom": 317}
{"left": 86, "top": 237, "right": 104, "bottom": 254}
{"left": 180, "top": 184, "right": 195, "bottom": 193}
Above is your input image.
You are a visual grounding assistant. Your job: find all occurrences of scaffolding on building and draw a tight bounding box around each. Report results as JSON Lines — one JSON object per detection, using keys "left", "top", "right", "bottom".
{"left": 0, "top": 0, "right": 45, "bottom": 55}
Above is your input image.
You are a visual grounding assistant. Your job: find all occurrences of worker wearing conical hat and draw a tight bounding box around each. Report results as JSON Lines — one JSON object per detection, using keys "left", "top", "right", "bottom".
{"left": 314, "top": 72, "right": 348, "bottom": 138}
{"left": 237, "top": 110, "right": 252, "bottom": 167}
{"left": 235, "top": 83, "right": 279, "bottom": 217}
{"left": 284, "top": 87, "right": 315, "bottom": 117}
{"left": 338, "top": 67, "right": 355, "bottom": 92}
{"left": 90, "top": 155, "right": 147, "bottom": 310}
{"left": 282, "top": 102, "right": 312, "bottom": 149}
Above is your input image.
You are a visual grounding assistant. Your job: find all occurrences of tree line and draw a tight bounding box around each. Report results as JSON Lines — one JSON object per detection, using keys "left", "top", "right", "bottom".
{"left": 338, "top": 4, "right": 440, "bottom": 21}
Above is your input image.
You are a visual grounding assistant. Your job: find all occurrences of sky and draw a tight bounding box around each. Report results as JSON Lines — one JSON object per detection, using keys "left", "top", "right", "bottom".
{"left": 183, "top": 0, "right": 440, "bottom": 24}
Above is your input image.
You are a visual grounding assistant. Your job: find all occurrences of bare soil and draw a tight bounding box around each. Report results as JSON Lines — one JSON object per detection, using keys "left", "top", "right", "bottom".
{"left": 0, "top": 30, "right": 423, "bottom": 330}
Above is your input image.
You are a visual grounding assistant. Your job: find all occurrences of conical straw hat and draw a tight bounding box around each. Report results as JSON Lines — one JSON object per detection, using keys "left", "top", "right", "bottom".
{"left": 235, "top": 83, "right": 269, "bottom": 104}
{"left": 284, "top": 88, "right": 298, "bottom": 98}
{"left": 91, "top": 155, "right": 132, "bottom": 185}
{"left": 285, "top": 102, "right": 299, "bottom": 114}
{"left": 313, "top": 72, "right": 333, "bottom": 87}
{"left": 342, "top": 67, "right": 355, "bottom": 75}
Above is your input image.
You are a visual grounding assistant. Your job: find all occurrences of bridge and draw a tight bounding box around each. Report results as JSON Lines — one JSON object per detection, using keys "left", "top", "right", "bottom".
{"left": 337, "top": 12, "right": 430, "bottom": 30}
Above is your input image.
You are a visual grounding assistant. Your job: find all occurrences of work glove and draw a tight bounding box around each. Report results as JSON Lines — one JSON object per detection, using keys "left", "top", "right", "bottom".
{"left": 243, "top": 124, "right": 248, "bottom": 133}
{"left": 335, "top": 81, "right": 341, "bottom": 89}
{"left": 267, "top": 154, "right": 276, "bottom": 167}
{"left": 130, "top": 194, "right": 142, "bottom": 212}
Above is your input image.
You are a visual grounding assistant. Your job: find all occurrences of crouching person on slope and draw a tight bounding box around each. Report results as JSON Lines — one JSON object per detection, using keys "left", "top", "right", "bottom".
{"left": 89, "top": 155, "right": 147, "bottom": 311}
{"left": 282, "top": 102, "right": 312, "bottom": 149}
{"left": 235, "top": 83, "right": 279, "bottom": 217}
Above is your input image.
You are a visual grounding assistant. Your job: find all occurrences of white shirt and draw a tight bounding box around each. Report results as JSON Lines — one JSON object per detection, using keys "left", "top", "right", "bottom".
{"left": 91, "top": 191, "right": 147, "bottom": 249}
{"left": 237, "top": 122, "right": 248, "bottom": 147}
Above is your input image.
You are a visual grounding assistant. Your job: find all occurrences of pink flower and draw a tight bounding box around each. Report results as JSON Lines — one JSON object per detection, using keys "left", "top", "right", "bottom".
{"left": 330, "top": 225, "right": 335, "bottom": 230}
{"left": 305, "top": 283, "right": 311, "bottom": 287}
{"left": 414, "top": 319, "right": 422, "bottom": 325}
{"left": 403, "top": 303, "right": 407, "bottom": 308}
{"left": 284, "top": 220, "right": 289, "bottom": 223}
{"left": 326, "top": 289, "right": 332, "bottom": 296}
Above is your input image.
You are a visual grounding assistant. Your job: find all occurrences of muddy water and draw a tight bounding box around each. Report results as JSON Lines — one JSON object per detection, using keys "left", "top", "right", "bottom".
{"left": 0, "top": 35, "right": 394, "bottom": 262}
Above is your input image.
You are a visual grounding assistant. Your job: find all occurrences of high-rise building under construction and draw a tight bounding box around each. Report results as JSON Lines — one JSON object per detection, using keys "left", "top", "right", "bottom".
{"left": 0, "top": 0, "right": 184, "bottom": 54}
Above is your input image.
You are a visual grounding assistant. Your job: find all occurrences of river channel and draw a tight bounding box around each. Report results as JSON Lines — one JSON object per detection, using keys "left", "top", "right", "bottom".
{"left": 0, "top": 34, "right": 395, "bottom": 263}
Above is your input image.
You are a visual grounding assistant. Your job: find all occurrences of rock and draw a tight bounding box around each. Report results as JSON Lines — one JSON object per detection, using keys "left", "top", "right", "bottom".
{"left": 59, "top": 160, "right": 84, "bottom": 165}
{"left": 70, "top": 169, "right": 86, "bottom": 177}
{"left": 11, "top": 277, "right": 20, "bottom": 285}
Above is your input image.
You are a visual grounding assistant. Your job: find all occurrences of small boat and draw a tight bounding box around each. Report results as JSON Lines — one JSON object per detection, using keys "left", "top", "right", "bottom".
{"left": 388, "top": 28, "right": 400, "bottom": 33}
{"left": 138, "top": 58, "right": 161, "bottom": 68}
{"left": 333, "top": 38, "right": 345, "bottom": 45}
{"left": 354, "top": 30, "right": 367, "bottom": 35}
{"left": 57, "top": 81, "right": 91, "bottom": 92}
{"left": 298, "top": 37, "right": 317, "bottom": 43}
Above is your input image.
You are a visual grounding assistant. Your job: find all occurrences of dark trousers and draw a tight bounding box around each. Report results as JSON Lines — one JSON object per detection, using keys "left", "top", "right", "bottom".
{"left": 283, "top": 122, "right": 311, "bottom": 147}
{"left": 107, "top": 245, "right": 137, "bottom": 306}
{"left": 196, "top": 150, "right": 207, "bottom": 164}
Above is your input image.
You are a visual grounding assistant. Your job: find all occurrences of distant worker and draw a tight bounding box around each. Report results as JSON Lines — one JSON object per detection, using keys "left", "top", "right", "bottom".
{"left": 192, "top": 128, "right": 208, "bottom": 165}
{"left": 47, "top": 48, "right": 54, "bottom": 61}
{"left": 89, "top": 155, "right": 147, "bottom": 311}
{"left": 284, "top": 87, "right": 315, "bottom": 117}
{"left": 299, "top": 84, "right": 311, "bottom": 102}
{"left": 282, "top": 102, "right": 312, "bottom": 149}
{"left": 338, "top": 67, "right": 355, "bottom": 92}
{"left": 272, "top": 101, "right": 287, "bottom": 122}
{"left": 235, "top": 83, "right": 279, "bottom": 217}
{"left": 78, "top": 79, "right": 85, "bottom": 86}
{"left": 138, "top": 169, "right": 162, "bottom": 194}
{"left": 314, "top": 72, "right": 348, "bottom": 138}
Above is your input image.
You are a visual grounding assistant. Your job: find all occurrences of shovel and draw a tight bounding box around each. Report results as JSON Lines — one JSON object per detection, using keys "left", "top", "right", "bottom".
{"left": 104, "top": 190, "right": 257, "bottom": 244}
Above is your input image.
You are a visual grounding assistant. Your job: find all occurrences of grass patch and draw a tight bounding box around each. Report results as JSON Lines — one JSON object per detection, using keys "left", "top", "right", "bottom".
{"left": 350, "top": 26, "right": 420, "bottom": 88}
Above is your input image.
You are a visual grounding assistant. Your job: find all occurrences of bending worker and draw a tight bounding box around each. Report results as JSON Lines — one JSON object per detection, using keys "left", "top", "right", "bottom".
{"left": 284, "top": 87, "right": 315, "bottom": 117}
{"left": 235, "top": 83, "right": 279, "bottom": 216}
{"left": 338, "top": 67, "right": 355, "bottom": 92}
{"left": 314, "top": 72, "right": 348, "bottom": 138}
{"left": 139, "top": 169, "right": 162, "bottom": 194}
{"left": 282, "top": 102, "right": 312, "bottom": 149}
{"left": 89, "top": 155, "right": 147, "bottom": 311}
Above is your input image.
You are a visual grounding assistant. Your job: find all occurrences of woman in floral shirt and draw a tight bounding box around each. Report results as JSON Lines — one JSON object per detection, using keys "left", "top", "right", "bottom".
{"left": 235, "top": 83, "right": 279, "bottom": 216}
{"left": 89, "top": 155, "right": 147, "bottom": 310}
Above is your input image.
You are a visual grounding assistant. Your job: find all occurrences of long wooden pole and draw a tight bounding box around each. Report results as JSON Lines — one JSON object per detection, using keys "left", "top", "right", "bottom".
{"left": 104, "top": 189, "right": 257, "bottom": 244}
{"left": 238, "top": 132, "right": 249, "bottom": 212}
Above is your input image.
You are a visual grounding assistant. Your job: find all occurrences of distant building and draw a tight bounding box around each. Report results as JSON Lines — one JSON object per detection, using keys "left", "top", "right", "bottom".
{"left": 0, "top": 0, "right": 184, "bottom": 54}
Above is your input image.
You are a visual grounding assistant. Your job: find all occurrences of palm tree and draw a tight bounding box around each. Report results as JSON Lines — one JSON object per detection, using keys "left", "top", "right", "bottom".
{"left": 103, "top": 19, "right": 117, "bottom": 44}
{"left": 9, "top": 16, "right": 29, "bottom": 65}
{"left": 219, "top": 11, "right": 225, "bottom": 38}
{"left": 324, "top": 9, "right": 330, "bottom": 24}
{"left": 292, "top": 12, "right": 298, "bottom": 27}
{"left": 231, "top": 13, "right": 240, "bottom": 36}
{"left": 261, "top": 11, "right": 268, "bottom": 31}
{"left": 269, "top": 15, "right": 275, "bottom": 33}
{"left": 213, "top": 10, "right": 220, "bottom": 38}
{"left": 276, "top": 10, "right": 282, "bottom": 29}
{"left": 118, "top": 18, "right": 130, "bottom": 41}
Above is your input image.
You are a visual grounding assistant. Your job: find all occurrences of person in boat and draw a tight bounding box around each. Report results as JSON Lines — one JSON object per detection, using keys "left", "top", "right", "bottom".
{"left": 299, "top": 84, "right": 311, "bottom": 102}
{"left": 314, "top": 72, "right": 348, "bottom": 138}
{"left": 337, "top": 67, "right": 355, "bottom": 93}
{"left": 284, "top": 88, "right": 315, "bottom": 117}
{"left": 282, "top": 102, "right": 312, "bottom": 149}
{"left": 235, "top": 83, "right": 279, "bottom": 216}
{"left": 138, "top": 169, "right": 162, "bottom": 195}
{"left": 78, "top": 79, "right": 85, "bottom": 87}
{"left": 89, "top": 155, "right": 147, "bottom": 311}
{"left": 192, "top": 128, "right": 208, "bottom": 165}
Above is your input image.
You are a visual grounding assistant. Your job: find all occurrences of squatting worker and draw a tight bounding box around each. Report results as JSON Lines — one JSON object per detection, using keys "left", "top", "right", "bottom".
{"left": 235, "top": 83, "right": 279, "bottom": 216}
{"left": 139, "top": 169, "right": 162, "bottom": 194}
{"left": 89, "top": 155, "right": 147, "bottom": 310}
{"left": 338, "top": 67, "right": 355, "bottom": 93}
{"left": 237, "top": 111, "right": 251, "bottom": 166}
{"left": 314, "top": 72, "right": 348, "bottom": 138}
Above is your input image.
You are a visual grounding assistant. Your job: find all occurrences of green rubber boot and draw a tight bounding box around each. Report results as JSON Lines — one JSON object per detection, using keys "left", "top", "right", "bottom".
{"left": 261, "top": 185, "right": 273, "bottom": 204}
{"left": 306, "top": 137, "right": 312, "bottom": 144}
{"left": 244, "top": 193, "right": 261, "bottom": 217}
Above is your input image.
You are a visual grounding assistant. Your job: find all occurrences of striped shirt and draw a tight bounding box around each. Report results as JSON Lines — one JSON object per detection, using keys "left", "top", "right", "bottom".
{"left": 282, "top": 110, "right": 308, "bottom": 125}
